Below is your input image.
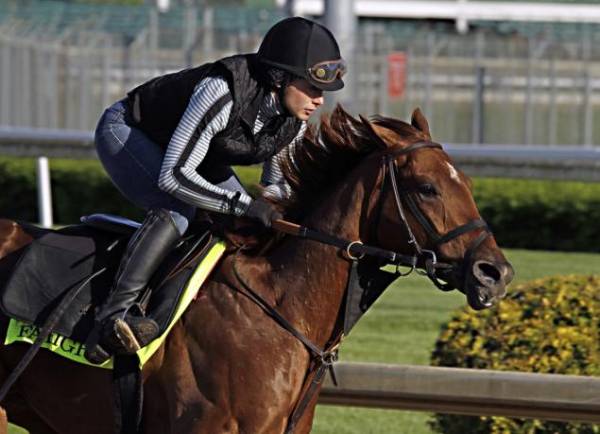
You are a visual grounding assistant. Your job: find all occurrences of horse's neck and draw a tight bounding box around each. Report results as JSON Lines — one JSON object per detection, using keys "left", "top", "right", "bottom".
{"left": 267, "top": 169, "right": 371, "bottom": 348}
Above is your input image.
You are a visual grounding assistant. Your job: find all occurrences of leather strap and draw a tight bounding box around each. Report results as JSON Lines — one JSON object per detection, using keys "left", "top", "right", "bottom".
{"left": 284, "top": 356, "right": 335, "bottom": 434}
{"left": 275, "top": 223, "right": 417, "bottom": 267}
{"left": 113, "top": 354, "right": 143, "bottom": 434}
{"left": 230, "top": 255, "right": 340, "bottom": 434}
{"left": 231, "top": 256, "right": 329, "bottom": 359}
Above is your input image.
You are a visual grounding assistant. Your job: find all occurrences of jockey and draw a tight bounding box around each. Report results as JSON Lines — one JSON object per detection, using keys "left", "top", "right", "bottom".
{"left": 84, "top": 17, "right": 346, "bottom": 364}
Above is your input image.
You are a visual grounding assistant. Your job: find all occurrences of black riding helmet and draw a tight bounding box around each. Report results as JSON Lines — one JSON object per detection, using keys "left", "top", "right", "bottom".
{"left": 257, "top": 17, "right": 346, "bottom": 92}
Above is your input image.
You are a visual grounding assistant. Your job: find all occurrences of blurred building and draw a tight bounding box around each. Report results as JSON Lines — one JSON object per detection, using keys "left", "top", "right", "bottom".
{"left": 280, "top": 0, "right": 600, "bottom": 32}
{"left": 3, "top": 0, "right": 600, "bottom": 146}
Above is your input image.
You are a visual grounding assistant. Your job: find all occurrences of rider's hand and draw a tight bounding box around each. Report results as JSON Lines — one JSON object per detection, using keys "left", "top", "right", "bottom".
{"left": 245, "top": 198, "right": 283, "bottom": 228}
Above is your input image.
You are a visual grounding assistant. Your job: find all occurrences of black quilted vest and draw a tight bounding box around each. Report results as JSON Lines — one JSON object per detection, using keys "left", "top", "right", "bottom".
{"left": 127, "top": 54, "right": 302, "bottom": 171}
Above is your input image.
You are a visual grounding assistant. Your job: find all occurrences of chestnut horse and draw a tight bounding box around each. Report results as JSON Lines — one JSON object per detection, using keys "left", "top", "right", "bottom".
{"left": 0, "top": 107, "right": 513, "bottom": 434}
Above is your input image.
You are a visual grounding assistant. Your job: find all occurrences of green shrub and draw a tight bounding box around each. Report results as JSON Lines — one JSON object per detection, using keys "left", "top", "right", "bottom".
{"left": 430, "top": 274, "right": 600, "bottom": 434}
{"left": 0, "top": 157, "right": 261, "bottom": 224}
{"left": 0, "top": 158, "right": 38, "bottom": 222}
{"left": 473, "top": 178, "right": 600, "bottom": 252}
{"left": 50, "top": 159, "right": 143, "bottom": 222}
{"left": 1, "top": 157, "right": 599, "bottom": 253}
{"left": 231, "top": 165, "right": 261, "bottom": 196}
{"left": 0, "top": 157, "right": 143, "bottom": 222}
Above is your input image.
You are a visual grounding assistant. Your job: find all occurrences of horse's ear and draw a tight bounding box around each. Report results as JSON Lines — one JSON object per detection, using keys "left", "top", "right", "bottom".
{"left": 411, "top": 108, "right": 431, "bottom": 138}
{"left": 358, "top": 114, "right": 388, "bottom": 149}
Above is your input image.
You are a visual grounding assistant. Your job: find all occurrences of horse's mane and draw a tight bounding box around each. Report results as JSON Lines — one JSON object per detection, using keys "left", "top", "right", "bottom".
{"left": 275, "top": 105, "right": 429, "bottom": 218}
{"left": 225, "top": 106, "right": 429, "bottom": 253}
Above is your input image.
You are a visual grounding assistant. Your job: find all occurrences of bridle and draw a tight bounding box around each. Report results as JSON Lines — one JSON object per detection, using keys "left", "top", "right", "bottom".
{"left": 230, "top": 140, "right": 493, "bottom": 434}
{"left": 380, "top": 141, "right": 491, "bottom": 292}
{"left": 267, "top": 141, "right": 492, "bottom": 291}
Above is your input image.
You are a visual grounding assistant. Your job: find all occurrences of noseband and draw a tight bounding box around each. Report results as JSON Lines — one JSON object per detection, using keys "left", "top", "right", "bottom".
{"left": 381, "top": 141, "right": 491, "bottom": 291}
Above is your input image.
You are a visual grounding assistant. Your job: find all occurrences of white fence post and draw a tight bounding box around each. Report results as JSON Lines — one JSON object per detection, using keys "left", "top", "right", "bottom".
{"left": 36, "top": 156, "right": 54, "bottom": 228}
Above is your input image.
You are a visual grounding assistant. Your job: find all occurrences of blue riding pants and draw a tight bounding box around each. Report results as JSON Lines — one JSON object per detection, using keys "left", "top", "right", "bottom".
{"left": 94, "top": 100, "right": 246, "bottom": 235}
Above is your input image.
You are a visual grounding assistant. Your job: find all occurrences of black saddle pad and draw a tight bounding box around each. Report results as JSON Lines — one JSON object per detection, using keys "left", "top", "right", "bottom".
{"left": 0, "top": 223, "right": 213, "bottom": 343}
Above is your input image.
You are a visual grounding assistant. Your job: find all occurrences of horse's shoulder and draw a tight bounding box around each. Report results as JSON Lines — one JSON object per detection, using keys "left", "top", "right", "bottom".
{"left": 0, "top": 220, "right": 37, "bottom": 260}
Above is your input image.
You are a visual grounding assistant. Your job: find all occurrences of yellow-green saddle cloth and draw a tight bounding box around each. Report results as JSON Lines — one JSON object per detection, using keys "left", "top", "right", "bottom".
{"left": 4, "top": 241, "right": 226, "bottom": 370}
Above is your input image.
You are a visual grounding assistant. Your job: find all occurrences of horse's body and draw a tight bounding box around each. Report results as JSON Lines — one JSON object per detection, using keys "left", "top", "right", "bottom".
{"left": 0, "top": 107, "right": 513, "bottom": 434}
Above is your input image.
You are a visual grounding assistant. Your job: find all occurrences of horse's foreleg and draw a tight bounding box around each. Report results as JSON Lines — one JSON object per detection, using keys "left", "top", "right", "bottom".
{"left": 0, "top": 406, "right": 6, "bottom": 434}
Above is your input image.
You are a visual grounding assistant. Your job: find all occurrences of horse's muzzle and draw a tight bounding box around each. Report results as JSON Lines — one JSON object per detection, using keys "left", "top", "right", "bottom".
{"left": 466, "top": 259, "right": 514, "bottom": 310}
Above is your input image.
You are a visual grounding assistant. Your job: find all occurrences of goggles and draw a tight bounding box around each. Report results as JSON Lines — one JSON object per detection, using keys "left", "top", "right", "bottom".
{"left": 308, "top": 59, "right": 347, "bottom": 84}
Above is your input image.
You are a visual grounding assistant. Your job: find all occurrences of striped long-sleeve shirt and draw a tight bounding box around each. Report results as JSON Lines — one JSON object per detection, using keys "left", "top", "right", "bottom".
{"left": 158, "top": 77, "right": 306, "bottom": 216}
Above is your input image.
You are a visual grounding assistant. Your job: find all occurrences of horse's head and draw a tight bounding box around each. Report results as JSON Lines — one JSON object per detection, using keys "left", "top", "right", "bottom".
{"left": 279, "top": 105, "right": 513, "bottom": 310}
{"left": 356, "top": 108, "right": 514, "bottom": 310}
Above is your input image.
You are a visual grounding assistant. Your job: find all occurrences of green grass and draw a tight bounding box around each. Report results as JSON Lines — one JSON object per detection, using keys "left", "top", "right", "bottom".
{"left": 311, "top": 249, "right": 600, "bottom": 434}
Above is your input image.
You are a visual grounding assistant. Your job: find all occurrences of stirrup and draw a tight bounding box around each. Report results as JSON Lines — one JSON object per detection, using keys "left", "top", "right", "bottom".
{"left": 113, "top": 316, "right": 160, "bottom": 353}
{"left": 83, "top": 315, "right": 160, "bottom": 364}
{"left": 113, "top": 319, "right": 142, "bottom": 353}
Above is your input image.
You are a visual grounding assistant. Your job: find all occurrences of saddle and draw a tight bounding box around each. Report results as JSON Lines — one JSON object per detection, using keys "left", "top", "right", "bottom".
{"left": 0, "top": 214, "right": 218, "bottom": 345}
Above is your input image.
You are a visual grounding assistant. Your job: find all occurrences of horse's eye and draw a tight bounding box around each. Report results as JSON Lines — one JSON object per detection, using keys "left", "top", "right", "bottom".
{"left": 418, "top": 183, "right": 437, "bottom": 197}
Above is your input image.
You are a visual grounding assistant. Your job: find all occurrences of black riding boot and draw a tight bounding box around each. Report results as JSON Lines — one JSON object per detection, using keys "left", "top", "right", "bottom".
{"left": 84, "top": 208, "right": 181, "bottom": 364}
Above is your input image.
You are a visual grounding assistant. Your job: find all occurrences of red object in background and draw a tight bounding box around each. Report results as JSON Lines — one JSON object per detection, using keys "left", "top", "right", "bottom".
{"left": 388, "top": 52, "right": 407, "bottom": 99}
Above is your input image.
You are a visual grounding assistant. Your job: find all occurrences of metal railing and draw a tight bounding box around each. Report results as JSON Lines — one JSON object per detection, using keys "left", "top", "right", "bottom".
{"left": 2, "top": 126, "right": 598, "bottom": 180}
{"left": 318, "top": 362, "right": 600, "bottom": 423}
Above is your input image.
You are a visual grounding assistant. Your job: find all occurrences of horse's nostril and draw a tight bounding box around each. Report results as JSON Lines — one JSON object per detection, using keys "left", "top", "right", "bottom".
{"left": 474, "top": 261, "right": 501, "bottom": 286}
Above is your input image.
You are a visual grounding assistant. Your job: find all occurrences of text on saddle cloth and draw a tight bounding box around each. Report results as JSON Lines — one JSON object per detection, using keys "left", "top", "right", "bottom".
{"left": 2, "top": 223, "right": 215, "bottom": 338}
{"left": 4, "top": 240, "right": 226, "bottom": 370}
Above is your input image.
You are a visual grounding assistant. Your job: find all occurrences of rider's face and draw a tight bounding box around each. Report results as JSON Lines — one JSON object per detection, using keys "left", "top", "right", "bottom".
{"left": 283, "top": 79, "right": 324, "bottom": 121}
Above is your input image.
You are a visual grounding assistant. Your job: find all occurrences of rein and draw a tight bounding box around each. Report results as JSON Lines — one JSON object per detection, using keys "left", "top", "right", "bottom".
{"left": 272, "top": 220, "right": 417, "bottom": 267}
{"left": 0, "top": 268, "right": 108, "bottom": 403}
{"left": 230, "top": 257, "right": 339, "bottom": 434}
{"left": 230, "top": 140, "right": 491, "bottom": 433}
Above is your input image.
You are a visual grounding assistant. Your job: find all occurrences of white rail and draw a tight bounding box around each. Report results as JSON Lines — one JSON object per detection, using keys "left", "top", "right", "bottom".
{"left": 1, "top": 127, "right": 599, "bottom": 181}
{"left": 0, "top": 127, "right": 95, "bottom": 158}
{"left": 318, "top": 362, "right": 600, "bottom": 423}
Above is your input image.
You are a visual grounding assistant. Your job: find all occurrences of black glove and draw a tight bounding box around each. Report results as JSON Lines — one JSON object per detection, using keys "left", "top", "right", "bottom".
{"left": 245, "top": 198, "right": 283, "bottom": 228}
